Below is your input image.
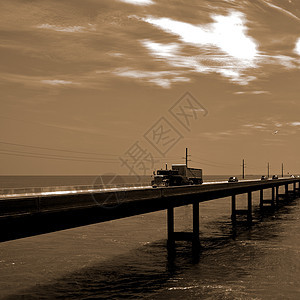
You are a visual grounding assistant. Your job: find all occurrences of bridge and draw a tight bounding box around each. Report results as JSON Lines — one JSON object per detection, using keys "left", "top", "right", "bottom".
{"left": 1, "top": 178, "right": 299, "bottom": 250}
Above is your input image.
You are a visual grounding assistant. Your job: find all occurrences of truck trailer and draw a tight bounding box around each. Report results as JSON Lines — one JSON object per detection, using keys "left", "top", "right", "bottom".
{"left": 151, "top": 164, "right": 203, "bottom": 187}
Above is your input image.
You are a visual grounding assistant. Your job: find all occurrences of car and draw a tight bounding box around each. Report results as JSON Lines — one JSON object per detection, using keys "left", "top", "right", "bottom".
{"left": 272, "top": 175, "right": 278, "bottom": 179}
{"left": 290, "top": 175, "right": 295, "bottom": 178}
{"left": 261, "top": 175, "right": 268, "bottom": 180}
{"left": 228, "top": 176, "right": 238, "bottom": 182}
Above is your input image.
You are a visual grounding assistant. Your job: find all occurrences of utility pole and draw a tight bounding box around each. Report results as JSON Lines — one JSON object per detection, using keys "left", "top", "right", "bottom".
{"left": 185, "top": 148, "right": 192, "bottom": 167}
{"left": 267, "top": 162, "right": 270, "bottom": 178}
{"left": 242, "top": 159, "right": 245, "bottom": 179}
{"left": 185, "top": 148, "right": 189, "bottom": 167}
{"left": 281, "top": 163, "right": 284, "bottom": 177}
{"left": 186, "top": 148, "right": 188, "bottom": 167}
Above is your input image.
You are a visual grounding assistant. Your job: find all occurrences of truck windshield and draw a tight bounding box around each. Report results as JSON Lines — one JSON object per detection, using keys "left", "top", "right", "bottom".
{"left": 157, "top": 170, "right": 178, "bottom": 175}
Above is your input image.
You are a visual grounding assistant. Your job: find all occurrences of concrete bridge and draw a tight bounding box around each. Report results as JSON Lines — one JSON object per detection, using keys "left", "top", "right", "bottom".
{"left": 0, "top": 178, "right": 299, "bottom": 248}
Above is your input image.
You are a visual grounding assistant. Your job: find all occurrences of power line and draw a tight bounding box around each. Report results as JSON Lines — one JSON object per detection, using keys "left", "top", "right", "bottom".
{"left": 192, "top": 156, "right": 237, "bottom": 167}
{"left": 0, "top": 148, "right": 119, "bottom": 162}
{"left": 0, "top": 150, "right": 119, "bottom": 163}
{"left": 0, "top": 140, "right": 119, "bottom": 157}
{"left": 0, "top": 140, "right": 183, "bottom": 160}
{"left": 191, "top": 159, "right": 231, "bottom": 169}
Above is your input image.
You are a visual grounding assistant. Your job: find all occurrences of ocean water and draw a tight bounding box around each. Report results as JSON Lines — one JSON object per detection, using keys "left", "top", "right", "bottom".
{"left": 0, "top": 177, "right": 299, "bottom": 299}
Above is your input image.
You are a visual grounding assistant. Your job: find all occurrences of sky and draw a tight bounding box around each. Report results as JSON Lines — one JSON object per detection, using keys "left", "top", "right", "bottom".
{"left": 0, "top": 0, "right": 300, "bottom": 176}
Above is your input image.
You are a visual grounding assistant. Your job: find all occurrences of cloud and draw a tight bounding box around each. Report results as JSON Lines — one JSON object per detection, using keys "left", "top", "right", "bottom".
{"left": 143, "top": 11, "right": 258, "bottom": 60}
{"left": 243, "top": 123, "right": 267, "bottom": 130}
{"left": 234, "top": 91, "right": 270, "bottom": 95}
{"left": 289, "top": 122, "right": 300, "bottom": 126}
{"left": 241, "top": 120, "right": 300, "bottom": 136}
{"left": 260, "top": 54, "right": 297, "bottom": 69}
{"left": 113, "top": 68, "right": 189, "bottom": 88}
{"left": 41, "top": 80, "right": 78, "bottom": 86}
{"left": 36, "top": 23, "right": 96, "bottom": 33}
{"left": 136, "top": 9, "right": 300, "bottom": 88}
{"left": 119, "top": 0, "right": 154, "bottom": 5}
{"left": 295, "top": 38, "right": 300, "bottom": 56}
{"left": 202, "top": 119, "right": 300, "bottom": 141}
{"left": 139, "top": 11, "right": 261, "bottom": 85}
{"left": 141, "top": 39, "right": 255, "bottom": 85}
{"left": 262, "top": 0, "right": 300, "bottom": 22}
{"left": 142, "top": 41, "right": 181, "bottom": 59}
{"left": 201, "top": 127, "right": 253, "bottom": 141}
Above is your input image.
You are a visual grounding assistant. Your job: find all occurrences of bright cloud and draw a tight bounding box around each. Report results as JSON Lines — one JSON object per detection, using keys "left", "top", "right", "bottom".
{"left": 141, "top": 39, "right": 255, "bottom": 85}
{"left": 113, "top": 10, "right": 299, "bottom": 89}
{"left": 295, "top": 38, "right": 300, "bottom": 56}
{"left": 234, "top": 91, "right": 270, "bottom": 95}
{"left": 142, "top": 41, "right": 180, "bottom": 58}
{"left": 243, "top": 123, "right": 267, "bottom": 130}
{"left": 141, "top": 40, "right": 196, "bottom": 69}
{"left": 36, "top": 24, "right": 92, "bottom": 33}
{"left": 144, "top": 11, "right": 258, "bottom": 60}
{"left": 119, "top": 0, "right": 154, "bottom": 5}
{"left": 139, "top": 11, "right": 260, "bottom": 85}
{"left": 114, "top": 68, "right": 189, "bottom": 88}
{"left": 41, "top": 80, "right": 77, "bottom": 86}
{"left": 289, "top": 122, "right": 300, "bottom": 126}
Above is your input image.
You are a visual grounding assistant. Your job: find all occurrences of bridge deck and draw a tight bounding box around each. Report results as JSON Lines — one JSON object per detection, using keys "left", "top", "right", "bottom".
{"left": 0, "top": 178, "right": 298, "bottom": 242}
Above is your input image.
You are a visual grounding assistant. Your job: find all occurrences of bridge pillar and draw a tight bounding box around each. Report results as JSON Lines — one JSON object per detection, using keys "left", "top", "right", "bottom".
{"left": 167, "top": 203, "right": 200, "bottom": 251}
{"left": 167, "top": 207, "right": 174, "bottom": 248}
{"left": 275, "top": 186, "right": 279, "bottom": 206}
{"left": 260, "top": 188, "right": 275, "bottom": 209}
{"left": 231, "top": 193, "right": 252, "bottom": 225}
{"left": 231, "top": 194, "right": 236, "bottom": 224}
{"left": 192, "top": 202, "right": 200, "bottom": 250}
{"left": 259, "top": 189, "right": 263, "bottom": 209}
{"left": 297, "top": 181, "right": 300, "bottom": 196}
{"left": 285, "top": 184, "right": 289, "bottom": 199}
{"left": 247, "top": 192, "right": 252, "bottom": 225}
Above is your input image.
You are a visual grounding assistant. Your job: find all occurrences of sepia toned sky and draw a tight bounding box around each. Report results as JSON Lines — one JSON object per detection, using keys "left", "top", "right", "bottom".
{"left": 0, "top": 0, "right": 300, "bottom": 176}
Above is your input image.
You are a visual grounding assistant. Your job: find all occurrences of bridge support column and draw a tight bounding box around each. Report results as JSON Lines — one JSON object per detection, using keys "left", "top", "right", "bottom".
{"left": 296, "top": 181, "right": 300, "bottom": 196}
{"left": 259, "top": 189, "right": 263, "bottom": 209}
{"left": 167, "top": 203, "right": 200, "bottom": 251}
{"left": 285, "top": 184, "right": 289, "bottom": 200}
{"left": 260, "top": 188, "right": 275, "bottom": 209}
{"left": 276, "top": 186, "right": 279, "bottom": 206}
{"left": 192, "top": 202, "right": 200, "bottom": 249}
{"left": 167, "top": 207, "right": 174, "bottom": 248}
{"left": 247, "top": 192, "right": 252, "bottom": 225}
{"left": 231, "top": 195, "right": 236, "bottom": 224}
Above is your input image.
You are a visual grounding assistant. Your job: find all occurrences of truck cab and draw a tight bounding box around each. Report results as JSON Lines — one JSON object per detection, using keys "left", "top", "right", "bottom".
{"left": 151, "top": 164, "right": 203, "bottom": 187}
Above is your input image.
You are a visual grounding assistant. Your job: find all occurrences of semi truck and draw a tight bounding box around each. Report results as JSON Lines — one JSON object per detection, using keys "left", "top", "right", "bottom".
{"left": 151, "top": 164, "right": 203, "bottom": 187}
